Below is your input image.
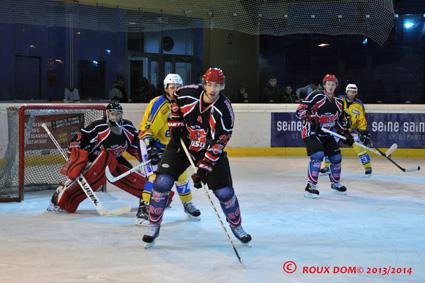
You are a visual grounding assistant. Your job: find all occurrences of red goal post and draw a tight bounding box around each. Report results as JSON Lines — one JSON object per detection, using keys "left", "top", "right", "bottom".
{"left": 0, "top": 104, "right": 106, "bottom": 202}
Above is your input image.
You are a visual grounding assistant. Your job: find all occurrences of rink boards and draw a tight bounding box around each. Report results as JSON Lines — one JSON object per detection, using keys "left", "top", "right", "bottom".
{"left": 1, "top": 103, "right": 424, "bottom": 164}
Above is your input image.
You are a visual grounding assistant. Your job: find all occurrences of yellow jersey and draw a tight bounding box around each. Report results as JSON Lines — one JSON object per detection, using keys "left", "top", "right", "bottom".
{"left": 139, "top": 95, "right": 171, "bottom": 149}
{"left": 341, "top": 96, "right": 367, "bottom": 132}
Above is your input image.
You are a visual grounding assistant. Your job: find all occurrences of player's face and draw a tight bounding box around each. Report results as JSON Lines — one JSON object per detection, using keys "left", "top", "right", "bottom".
{"left": 165, "top": 84, "right": 181, "bottom": 99}
{"left": 204, "top": 81, "right": 223, "bottom": 102}
{"left": 346, "top": 90, "right": 357, "bottom": 101}
{"left": 323, "top": 81, "right": 337, "bottom": 94}
{"left": 107, "top": 110, "right": 122, "bottom": 123}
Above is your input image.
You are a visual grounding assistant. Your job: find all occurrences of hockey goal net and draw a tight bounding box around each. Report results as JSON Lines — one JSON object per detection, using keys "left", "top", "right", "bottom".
{"left": 0, "top": 104, "right": 106, "bottom": 202}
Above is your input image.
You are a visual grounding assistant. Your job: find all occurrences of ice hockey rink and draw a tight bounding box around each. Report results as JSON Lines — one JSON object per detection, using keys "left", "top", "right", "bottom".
{"left": 0, "top": 156, "right": 424, "bottom": 283}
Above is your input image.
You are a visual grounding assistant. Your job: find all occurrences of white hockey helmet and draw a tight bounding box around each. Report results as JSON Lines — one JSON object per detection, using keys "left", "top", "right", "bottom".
{"left": 163, "top": 73, "right": 183, "bottom": 89}
{"left": 345, "top": 83, "right": 358, "bottom": 93}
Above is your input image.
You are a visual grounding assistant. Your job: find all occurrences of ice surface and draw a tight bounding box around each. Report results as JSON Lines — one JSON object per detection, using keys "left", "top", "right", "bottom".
{"left": 1, "top": 157, "right": 424, "bottom": 283}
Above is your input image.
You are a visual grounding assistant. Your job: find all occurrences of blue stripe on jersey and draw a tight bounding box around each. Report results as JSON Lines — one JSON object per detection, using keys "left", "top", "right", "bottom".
{"left": 148, "top": 95, "right": 167, "bottom": 123}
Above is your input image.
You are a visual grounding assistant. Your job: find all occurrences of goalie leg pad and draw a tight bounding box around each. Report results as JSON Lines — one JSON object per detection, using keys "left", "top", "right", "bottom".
{"left": 113, "top": 163, "right": 147, "bottom": 198}
{"left": 58, "top": 150, "right": 115, "bottom": 213}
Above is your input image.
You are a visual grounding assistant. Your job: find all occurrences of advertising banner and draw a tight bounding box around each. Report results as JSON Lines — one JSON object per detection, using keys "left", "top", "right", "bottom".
{"left": 271, "top": 112, "right": 425, "bottom": 148}
{"left": 26, "top": 114, "right": 85, "bottom": 150}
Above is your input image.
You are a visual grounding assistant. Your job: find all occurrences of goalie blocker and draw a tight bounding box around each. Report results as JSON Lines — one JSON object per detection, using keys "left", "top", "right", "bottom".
{"left": 53, "top": 148, "right": 146, "bottom": 213}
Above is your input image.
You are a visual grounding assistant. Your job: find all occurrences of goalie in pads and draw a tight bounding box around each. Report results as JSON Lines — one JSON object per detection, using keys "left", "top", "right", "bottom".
{"left": 48, "top": 102, "right": 146, "bottom": 213}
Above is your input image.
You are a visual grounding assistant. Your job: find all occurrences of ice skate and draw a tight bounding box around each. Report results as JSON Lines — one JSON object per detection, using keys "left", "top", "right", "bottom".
{"left": 231, "top": 225, "right": 252, "bottom": 246}
{"left": 46, "top": 188, "right": 65, "bottom": 213}
{"left": 331, "top": 182, "right": 347, "bottom": 194}
{"left": 365, "top": 168, "right": 372, "bottom": 177}
{"left": 183, "top": 201, "right": 201, "bottom": 220}
{"left": 304, "top": 183, "right": 319, "bottom": 199}
{"left": 142, "top": 223, "right": 160, "bottom": 248}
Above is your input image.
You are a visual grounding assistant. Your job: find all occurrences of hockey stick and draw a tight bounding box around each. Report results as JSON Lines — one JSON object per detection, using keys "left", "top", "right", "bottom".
{"left": 105, "top": 140, "right": 154, "bottom": 183}
{"left": 41, "top": 123, "right": 131, "bottom": 216}
{"left": 321, "top": 128, "right": 420, "bottom": 173}
{"left": 179, "top": 138, "right": 244, "bottom": 266}
{"left": 321, "top": 128, "right": 381, "bottom": 155}
{"left": 384, "top": 143, "right": 398, "bottom": 157}
{"left": 372, "top": 146, "right": 421, "bottom": 173}
{"left": 105, "top": 160, "right": 150, "bottom": 183}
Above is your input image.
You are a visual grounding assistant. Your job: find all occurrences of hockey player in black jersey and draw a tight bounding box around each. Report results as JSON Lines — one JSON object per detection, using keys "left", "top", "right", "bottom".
{"left": 142, "top": 67, "right": 252, "bottom": 246}
{"left": 296, "top": 74, "right": 354, "bottom": 199}
{"left": 48, "top": 102, "right": 146, "bottom": 213}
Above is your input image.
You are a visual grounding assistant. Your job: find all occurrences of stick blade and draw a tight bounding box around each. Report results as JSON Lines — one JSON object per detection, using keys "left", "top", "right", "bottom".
{"left": 105, "top": 166, "right": 118, "bottom": 183}
{"left": 404, "top": 166, "right": 421, "bottom": 173}
{"left": 102, "top": 204, "right": 132, "bottom": 216}
{"left": 385, "top": 143, "right": 398, "bottom": 157}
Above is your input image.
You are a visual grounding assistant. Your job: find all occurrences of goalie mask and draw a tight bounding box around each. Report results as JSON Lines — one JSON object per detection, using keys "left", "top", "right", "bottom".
{"left": 106, "top": 102, "right": 123, "bottom": 135}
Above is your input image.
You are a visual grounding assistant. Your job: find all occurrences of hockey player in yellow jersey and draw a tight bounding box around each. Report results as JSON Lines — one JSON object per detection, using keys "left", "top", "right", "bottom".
{"left": 137, "top": 73, "right": 200, "bottom": 224}
{"left": 321, "top": 83, "right": 372, "bottom": 176}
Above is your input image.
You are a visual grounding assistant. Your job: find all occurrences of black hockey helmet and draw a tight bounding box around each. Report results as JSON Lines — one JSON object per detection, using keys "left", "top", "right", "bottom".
{"left": 106, "top": 102, "right": 123, "bottom": 113}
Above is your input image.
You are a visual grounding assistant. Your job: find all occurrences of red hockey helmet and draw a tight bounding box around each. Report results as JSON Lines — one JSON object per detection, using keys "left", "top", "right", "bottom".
{"left": 322, "top": 74, "right": 338, "bottom": 85}
{"left": 202, "top": 68, "right": 225, "bottom": 84}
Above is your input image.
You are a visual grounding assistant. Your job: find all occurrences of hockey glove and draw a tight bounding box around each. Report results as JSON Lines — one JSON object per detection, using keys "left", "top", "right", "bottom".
{"left": 359, "top": 131, "right": 372, "bottom": 147}
{"left": 168, "top": 102, "right": 185, "bottom": 138}
{"left": 305, "top": 113, "right": 319, "bottom": 133}
{"left": 341, "top": 131, "right": 355, "bottom": 146}
{"left": 146, "top": 139, "right": 161, "bottom": 166}
{"left": 191, "top": 160, "right": 213, "bottom": 189}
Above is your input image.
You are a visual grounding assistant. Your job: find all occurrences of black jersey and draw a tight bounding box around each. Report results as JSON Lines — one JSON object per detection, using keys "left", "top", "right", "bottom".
{"left": 296, "top": 90, "right": 348, "bottom": 139}
{"left": 75, "top": 118, "right": 140, "bottom": 161}
{"left": 174, "top": 84, "right": 234, "bottom": 165}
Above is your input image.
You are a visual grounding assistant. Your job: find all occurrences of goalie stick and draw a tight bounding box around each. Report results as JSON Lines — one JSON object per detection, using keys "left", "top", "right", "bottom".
{"left": 321, "top": 128, "right": 420, "bottom": 173}
{"left": 105, "top": 140, "right": 153, "bottom": 183}
{"left": 179, "top": 138, "right": 245, "bottom": 266}
{"left": 41, "top": 123, "right": 131, "bottom": 216}
{"left": 105, "top": 160, "right": 150, "bottom": 183}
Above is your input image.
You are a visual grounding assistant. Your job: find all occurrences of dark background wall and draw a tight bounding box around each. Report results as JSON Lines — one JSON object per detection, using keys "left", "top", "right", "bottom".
{"left": 259, "top": 13, "right": 425, "bottom": 103}
{"left": 1, "top": 1, "right": 425, "bottom": 104}
{"left": 0, "top": 22, "right": 127, "bottom": 101}
{"left": 203, "top": 29, "right": 259, "bottom": 102}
